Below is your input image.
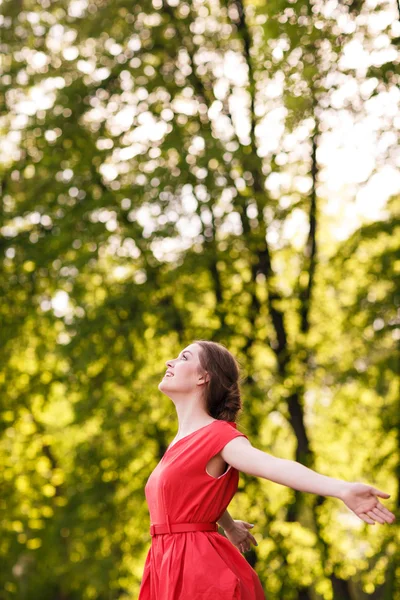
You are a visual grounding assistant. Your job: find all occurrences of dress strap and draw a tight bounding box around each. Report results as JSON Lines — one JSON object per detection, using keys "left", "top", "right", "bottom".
{"left": 150, "top": 522, "right": 218, "bottom": 536}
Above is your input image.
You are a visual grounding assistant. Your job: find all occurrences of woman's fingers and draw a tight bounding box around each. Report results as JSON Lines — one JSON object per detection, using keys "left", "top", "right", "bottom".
{"left": 359, "top": 507, "right": 396, "bottom": 525}
{"left": 371, "top": 487, "right": 390, "bottom": 498}
{"left": 375, "top": 502, "right": 396, "bottom": 521}
{"left": 359, "top": 512, "right": 375, "bottom": 524}
{"left": 248, "top": 534, "right": 258, "bottom": 545}
{"left": 240, "top": 537, "right": 258, "bottom": 551}
{"left": 239, "top": 540, "right": 252, "bottom": 552}
{"left": 367, "top": 509, "right": 384, "bottom": 524}
{"left": 371, "top": 506, "right": 395, "bottom": 523}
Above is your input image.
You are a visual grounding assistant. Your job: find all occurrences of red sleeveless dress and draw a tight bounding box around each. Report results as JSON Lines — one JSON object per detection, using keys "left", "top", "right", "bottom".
{"left": 138, "top": 419, "right": 266, "bottom": 599}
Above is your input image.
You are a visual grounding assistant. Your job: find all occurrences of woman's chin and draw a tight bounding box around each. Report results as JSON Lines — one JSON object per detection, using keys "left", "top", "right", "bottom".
{"left": 158, "top": 379, "right": 170, "bottom": 391}
{"left": 158, "top": 381, "right": 175, "bottom": 399}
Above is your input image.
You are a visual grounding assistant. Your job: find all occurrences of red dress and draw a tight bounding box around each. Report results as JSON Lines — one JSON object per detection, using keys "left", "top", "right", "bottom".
{"left": 138, "top": 419, "right": 266, "bottom": 599}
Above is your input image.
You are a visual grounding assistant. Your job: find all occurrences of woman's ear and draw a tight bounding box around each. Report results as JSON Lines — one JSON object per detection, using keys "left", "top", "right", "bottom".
{"left": 197, "top": 371, "right": 210, "bottom": 385}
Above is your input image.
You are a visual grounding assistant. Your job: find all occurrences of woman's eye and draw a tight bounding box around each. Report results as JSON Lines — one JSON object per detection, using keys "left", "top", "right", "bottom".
{"left": 182, "top": 355, "right": 187, "bottom": 360}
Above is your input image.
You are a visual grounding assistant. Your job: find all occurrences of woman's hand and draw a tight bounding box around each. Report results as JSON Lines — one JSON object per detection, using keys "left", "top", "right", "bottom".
{"left": 224, "top": 520, "right": 258, "bottom": 553}
{"left": 340, "top": 482, "right": 396, "bottom": 525}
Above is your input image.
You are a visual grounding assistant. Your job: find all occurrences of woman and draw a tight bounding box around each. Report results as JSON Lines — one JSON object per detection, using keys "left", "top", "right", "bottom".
{"left": 138, "top": 340, "right": 395, "bottom": 599}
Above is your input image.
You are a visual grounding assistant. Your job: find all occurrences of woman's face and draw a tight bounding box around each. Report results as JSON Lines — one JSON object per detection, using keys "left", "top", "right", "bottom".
{"left": 158, "top": 343, "right": 208, "bottom": 396}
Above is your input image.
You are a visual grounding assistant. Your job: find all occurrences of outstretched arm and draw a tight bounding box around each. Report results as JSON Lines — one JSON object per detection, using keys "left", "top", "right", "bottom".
{"left": 221, "top": 438, "right": 396, "bottom": 525}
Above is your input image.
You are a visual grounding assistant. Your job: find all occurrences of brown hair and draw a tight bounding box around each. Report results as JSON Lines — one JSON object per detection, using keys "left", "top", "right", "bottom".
{"left": 194, "top": 340, "right": 243, "bottom": 423}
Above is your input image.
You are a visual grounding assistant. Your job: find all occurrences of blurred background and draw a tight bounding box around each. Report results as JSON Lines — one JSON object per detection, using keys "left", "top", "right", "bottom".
{"left": 0, "top": 0, "right": 399, "bottom": 598}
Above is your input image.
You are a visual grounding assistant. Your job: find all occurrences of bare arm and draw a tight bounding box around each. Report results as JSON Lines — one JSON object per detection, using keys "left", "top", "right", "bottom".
{"left": 220, "top": 438, "right": 395, "bottom": 526}
{"left": 221, "top": 438, "right": 346, "bottom": 497}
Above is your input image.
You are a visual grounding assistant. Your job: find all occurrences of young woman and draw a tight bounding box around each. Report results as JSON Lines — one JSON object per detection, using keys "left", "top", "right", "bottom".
{"left": 138, "top": 340, "right": 396, "bottom": 599}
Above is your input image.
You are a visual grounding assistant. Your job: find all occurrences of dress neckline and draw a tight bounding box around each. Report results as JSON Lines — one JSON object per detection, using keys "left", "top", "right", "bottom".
{"left": 165, "top": 420, "right": 220, "bottom": 453}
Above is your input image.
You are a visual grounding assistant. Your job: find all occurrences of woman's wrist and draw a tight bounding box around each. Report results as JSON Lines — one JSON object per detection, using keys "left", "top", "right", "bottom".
{"left": 223, "top": 519, "right": 236, "bottom": 533}
{"left": 335, "top": 481, "right": 352, "bottom": 500}
{"left": 217, "top": 509, "right": 236, "bottom": 532}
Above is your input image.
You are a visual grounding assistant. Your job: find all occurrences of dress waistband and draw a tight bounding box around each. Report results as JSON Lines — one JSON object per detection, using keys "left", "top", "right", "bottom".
{"left": 150, "top": 522, "right": 218, "bottom": 536}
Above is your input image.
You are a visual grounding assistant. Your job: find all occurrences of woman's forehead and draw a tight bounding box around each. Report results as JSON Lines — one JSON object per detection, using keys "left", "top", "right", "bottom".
{"left": 181, "top": 344, "right": 199, "bottom": 355}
